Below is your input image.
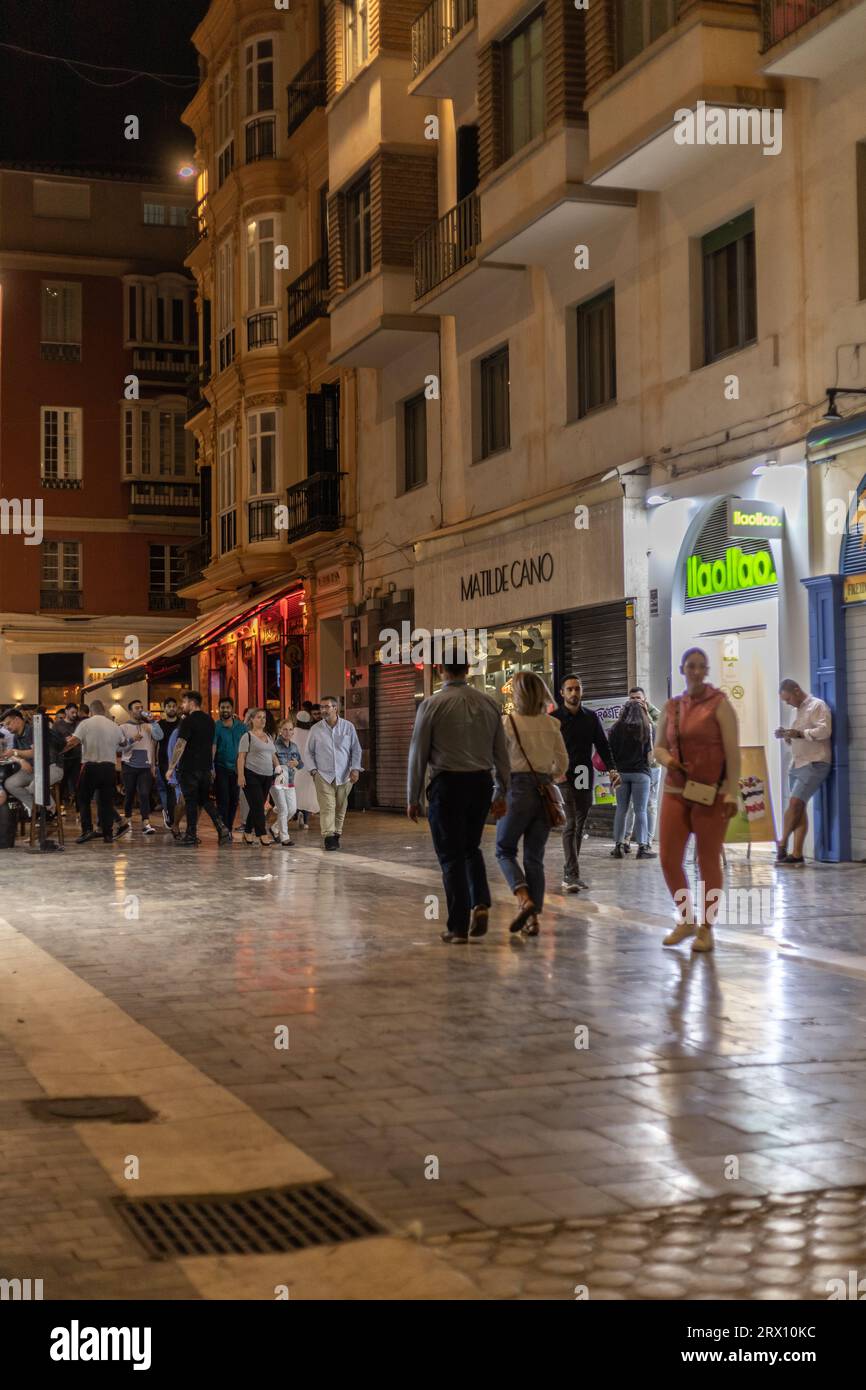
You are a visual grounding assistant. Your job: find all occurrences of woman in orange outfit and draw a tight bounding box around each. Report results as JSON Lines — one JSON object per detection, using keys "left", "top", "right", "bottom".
{"left": 654, "top": 648, "right": 740, "bottom": 953}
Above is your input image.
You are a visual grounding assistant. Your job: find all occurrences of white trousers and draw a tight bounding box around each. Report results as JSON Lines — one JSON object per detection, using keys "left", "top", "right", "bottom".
{"left": 271, "top": 785, "right": 297, "bottom": 840}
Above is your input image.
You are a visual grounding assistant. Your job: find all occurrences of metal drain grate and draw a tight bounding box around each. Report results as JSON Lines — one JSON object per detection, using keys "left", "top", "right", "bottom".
{"left": 115, "top": 1182, "right": 382, "bottom": 1259}
{"left": 28, "top": 1096, "right": 156, "bottom": 1124}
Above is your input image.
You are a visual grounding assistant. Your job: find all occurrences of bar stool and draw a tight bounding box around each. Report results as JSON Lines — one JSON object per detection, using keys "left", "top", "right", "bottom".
{"left": 30, "top": 784, "right": 65, "bottom": 846}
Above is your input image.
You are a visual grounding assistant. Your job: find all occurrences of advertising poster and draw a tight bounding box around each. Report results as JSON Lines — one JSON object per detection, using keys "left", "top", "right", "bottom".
{"left": 726, "top": 745, "right": 777, "bottom": 844}
{"left": 583, "top": 697, "right": 629, "bottom": 806}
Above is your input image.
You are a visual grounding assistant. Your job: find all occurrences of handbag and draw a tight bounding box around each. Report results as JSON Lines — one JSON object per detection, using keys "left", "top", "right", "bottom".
{"left": 673, "top": 698, "right": 724, "bottom": 806}
{"left": 508, "top": 716, "right": 567, "bottom": 828}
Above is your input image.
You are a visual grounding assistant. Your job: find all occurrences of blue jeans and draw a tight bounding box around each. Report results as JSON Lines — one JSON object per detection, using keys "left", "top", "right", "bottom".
{"left": 614, "top": 772, "right": 651, "bottom": 845}
{"left": 624, "top": 763, "right": 661, "bottom": 842}
{"left": 495, "top": 772, "right": 552, "bottom": 913}
{"left": 427, "top": 771, "right": 493, "bottom": 936}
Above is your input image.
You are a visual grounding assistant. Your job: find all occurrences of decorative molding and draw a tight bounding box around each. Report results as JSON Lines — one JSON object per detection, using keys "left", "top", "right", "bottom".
{"left": 242, "top": 197, "right": 286, "bottom": 217}
{"left": 244, "top": 392, "right": 286, "bottom": 409}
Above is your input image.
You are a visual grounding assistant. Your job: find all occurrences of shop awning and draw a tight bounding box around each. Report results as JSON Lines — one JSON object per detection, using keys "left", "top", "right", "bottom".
{"left": 806, "top": 411, "right": 866, "bottom": 463}
{"left": 82, "top": 578, "right": 302, "bottom": 693}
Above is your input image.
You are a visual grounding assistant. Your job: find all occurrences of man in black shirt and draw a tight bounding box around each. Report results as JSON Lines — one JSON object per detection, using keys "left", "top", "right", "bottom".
{"left": 551, "top": 675, "right": 620, "bottom": 892}
{"left": 165, "top": 690, "right": 230, "bottom": 848}
{"left": 155, "top": 696, "right": 180, "bottom": 830}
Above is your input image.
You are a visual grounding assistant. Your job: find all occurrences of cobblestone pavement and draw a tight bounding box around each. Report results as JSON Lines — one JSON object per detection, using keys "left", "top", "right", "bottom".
{"left": 0, "top": 809, "right": 865, "bottom": 1299}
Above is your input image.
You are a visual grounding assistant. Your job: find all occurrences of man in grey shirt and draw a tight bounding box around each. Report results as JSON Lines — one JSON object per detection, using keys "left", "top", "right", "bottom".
{"left": 408, "top": 661, "right": 510, "bottom": 944}
{"left": 65, "top": 699, "right": 123, "bottom": 844}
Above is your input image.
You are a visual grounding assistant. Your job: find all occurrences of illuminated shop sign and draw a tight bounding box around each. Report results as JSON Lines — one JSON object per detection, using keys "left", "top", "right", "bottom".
{"left": 726, "top": 498, "right": 785, "bottom": 539}
{"left": 460, "top": 553, "right": 554, "bottom": 602}
{"left": 843, "top": 573, "right": 866, "bottom": 605}
{"left": 686, "top": 546, "right": 777, "bottom": 599}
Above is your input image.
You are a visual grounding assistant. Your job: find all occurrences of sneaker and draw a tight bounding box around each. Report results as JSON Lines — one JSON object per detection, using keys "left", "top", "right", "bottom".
{"left": 162, "top": 809, "right": 173, "bottom": 830}
{"left": 333, "top": 834, "right": 341, "bottom": 849}
{"left": 663, "top": 921, "right": 696, "bottom": 947}
{"left": 174, "top": 836, "right": 198, "bottom": 848}
{"left": 636, "top": 845, "right": 656, "bottom": 859}
{"left": 142, "top": 822, "right": 156, "bottom": 836}
{"left": 114, "top": 821, "right": 130, "bottom": 839}
{"left": 775, "top": 844, "right": 788, "bottom": 863}
{"left": 75, "top": 830, "right": 100, "bottom": 844}
{"left": 218, "top": 827, "right": 233, "bottom": 846}
{"left": 573, "top": 876, "right": 589, "bottom": 890}
{"left": 561, "top": 878, "right": 580, "bottom": 894}
{"left": 440, "top": 931, "right": 469, "bottom": 944}
{"left": 692, "top": 926, "right": 714, "bottom": 953}
{"left": 610, "top": 844, "right": 624, "bottom": 859}
{"left": 469, "top": 906, "right": 489, "bottom": 938}
{"left": 280, "top": 837, "right": 294, "bottom": 847}
{"left": 621, "top": 841, "right": 631, "bottom": 855}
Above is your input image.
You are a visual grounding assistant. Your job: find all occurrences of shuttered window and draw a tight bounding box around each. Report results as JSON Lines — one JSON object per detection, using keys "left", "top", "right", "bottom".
{"left": 373, "top": 663, "right": 423, "bottom": 809}
{"left": 557, "top": 601, "right": 630, "bottom": 698}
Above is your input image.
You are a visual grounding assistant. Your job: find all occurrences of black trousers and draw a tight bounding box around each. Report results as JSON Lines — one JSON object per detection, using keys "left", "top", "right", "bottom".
{"left": 243, "top": 769, "right": 274, "bottom": 838}
{"left": 426, "top": 771, "right": 493, "bottom": 936}
{"left": 178, "top": 769, "right": 221, "bottom": 840}
{"left": 214, "top": 766, "right": 240, "bottom": 831}
{"left": 62, "top": 751, "right": 82, "bottom": 805}
{"left": 561, "top": 782, "right": 593, "bottom": 879}
{"left": 122, "top": 764, "right": 153, "bottom": 820}
{"left": 79, "top": 762, "right": 117, "bottom": 840}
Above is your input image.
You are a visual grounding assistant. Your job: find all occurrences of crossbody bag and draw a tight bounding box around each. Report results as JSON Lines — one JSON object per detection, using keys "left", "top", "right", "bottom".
{"left": 673, "top": 698, "right": 725, "bottom": 806}
{"left": 508, "top": 716, "right": 567, "bottom": 828}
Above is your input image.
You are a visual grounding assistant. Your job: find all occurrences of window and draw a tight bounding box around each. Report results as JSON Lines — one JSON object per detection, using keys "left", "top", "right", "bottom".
{"left": 42, "top": 540, "right": 81, "bottom": 591}
{"left": 41, "top": 408, "right": 82, "bottom": 482}
{"left": 41, "top": 282, "right": 81, "bottom": 361}
{"left": 248, "top": 411, "right": 277, "bottom": 496}
{"left": 143, "top": 202, "right": 188, "bottom": 226}
{"left": 149, "top": 544, "right": 184, "bottom": 594}
{"left": 122, "top": 404, "right": 190, "bottom": 478}
{"left": 615, "top": 0, "right": 677, "bottom": 69}
{"left": 245, "top": 39, "right": 274, "bottom": 114}
{"left": 34, "top": 180, "right": 90, "bottom": 220}
{"left": 246, "top": 217, "right": 276, "bottom": 310}
{"left": 218, "top": 423, "right": 238, "bottom": 553}
{"left": 217, "top": 237, "right": 236, "bottom": 370}
{"left": 576, "top": 288, "right": 617, "bottom": 416}
{"left": 504, "top": 12, "right": 544, "bottom": 158}
{"left": 403, "top": 392, "right": 427, "bottom": 492}
{"left": 480, "top": 347, "right": 510, "bottom": 459}
{"left": 343, "top": 0, "right": 369, "bottom": 81}
{"left": 216, "top": 67, "right": 235, "bottom": 186}
{"left": 345, "top": 175, "right": 372, "bottom": 285}
{"left": 702, "top": 210, "right": 757, "bottom": 363}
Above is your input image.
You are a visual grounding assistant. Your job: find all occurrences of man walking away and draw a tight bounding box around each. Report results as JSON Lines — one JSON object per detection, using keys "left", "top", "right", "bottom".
{"left": 407, "top": 661, "right": 510, "bottom": 944}
{"left": 212, "top": 697, "right": 246, "bottom": 835}
{"left": 118, "top": 700, "right": 163, "bottom": 835}
{"left": 551, "top": 676, "right": 620, "bottom": 893}
{"left": 166, "top": 691, "right": 231, "bottom": 849}
{"left": 155, "top": 697, "right": 180, "bottom": 829}
{"left": 623, "top": 687, "right": 662, "bottom": 848}
{"left": 775, "top": 678, "right": 832, "bottom": 866}
{"left": 306, "top": 697, "right": 362, "bottom": 849}
{"left": 65, "top": 701, "right": 123, "bottom": 844}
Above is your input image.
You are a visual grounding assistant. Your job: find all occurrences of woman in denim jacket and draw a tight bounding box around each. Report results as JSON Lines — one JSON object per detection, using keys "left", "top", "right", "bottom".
{"left": 270, "top": 715, "right": 304, "bottom": 846}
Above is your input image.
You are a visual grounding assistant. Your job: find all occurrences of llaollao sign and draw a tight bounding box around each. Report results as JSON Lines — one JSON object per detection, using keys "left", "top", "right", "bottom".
{"left": 687, "top": 546, "right": 777, "bottom": 599}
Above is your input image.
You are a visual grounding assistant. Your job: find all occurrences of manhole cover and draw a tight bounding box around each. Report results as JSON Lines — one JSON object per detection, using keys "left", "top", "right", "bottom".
{"left": 28, "top": 1096, "right": 156, "bottom": 1124}
{"left": 115, "top": 1182, "right": 382, "bottom": 1259}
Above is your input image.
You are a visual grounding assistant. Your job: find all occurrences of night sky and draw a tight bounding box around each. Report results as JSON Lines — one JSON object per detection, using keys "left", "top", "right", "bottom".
{"left": 0, "top": 0, "right": 210, "bottom": 178}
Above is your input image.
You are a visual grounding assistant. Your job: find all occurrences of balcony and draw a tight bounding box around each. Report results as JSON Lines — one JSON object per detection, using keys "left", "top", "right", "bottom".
{"left": 148, "top": 592, "right": 188, "bottom": 612}
{"left": 179, "top": 534, "right": 212, "bottom": 586}
{"left": 287, "top": 258, "right": 329, "bottom": 339}
{"left": 248, "top": 499, "right": 279, "bottom": 543}
{"left": 414, "top": 193, "right": 480, "bottom": 299}
{"left": 132, "top": 348, "right": 194, "bottom": 379}
{"left": 40, "top": 342, "right": 81, "bottom": 363}
{"left": 129, "top": 482, "right": 200, "bottom": 516}
{"left": 40, "top": 475, "right": 83, "bottom": 490}
{"left": 410, "top": 0, "right": 477, "bottom": 102}
{"left": 330, "top": 267, "right": 439, "bottom": 367}
{"left": 186, "top": 362, "right": 211, "bottom": 420}
{"left": 283, "top": 472, "right": 344, "bottom": 544}
{"left": 245, "top": 116, "right": 276, "bottom": 164}
{"left": 247, "top": 311, "right": 278, "bottom": 350}
{"left": 287, "top": 51, "right": 325, "bottom": 136}
{"left": 761, "top": 0, "right": 866, "bottom": 77}
{"left": 187, "top": 197, "right": 208, "bottom": 251}
{"left": 40, "top": 589, "right": 82, "bottom": 611}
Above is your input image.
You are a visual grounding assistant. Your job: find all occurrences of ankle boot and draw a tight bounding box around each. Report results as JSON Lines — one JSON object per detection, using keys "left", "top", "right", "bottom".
{"left": 692, "top": 925, "right": 714, "bottom": 953}
{"left": 610, "top": 843, "right": 624, "bottom": 859}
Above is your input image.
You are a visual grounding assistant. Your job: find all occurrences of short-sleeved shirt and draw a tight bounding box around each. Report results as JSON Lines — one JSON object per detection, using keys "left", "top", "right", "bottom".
{"left": 177, "top": 710, "right": 215, "bottom": 775}
{"left": 239, "top": 730, "right": 277, "bottom": 777}
{"left": 213, "top": 717, "right": 246, "bottom": 771}
{"left": 75, "top": 715, "right": 123, "bottom": 764}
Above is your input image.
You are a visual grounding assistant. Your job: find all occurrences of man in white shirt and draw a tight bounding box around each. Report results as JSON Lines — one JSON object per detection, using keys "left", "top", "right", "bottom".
{"left": 65, "top": 699, "right": 124, "bottom": 844}
{"left": 305, "top": 696, "right": 362, "bottom": 850}
{"left": 774, "top": 679, "right": 832, "bottom": 867}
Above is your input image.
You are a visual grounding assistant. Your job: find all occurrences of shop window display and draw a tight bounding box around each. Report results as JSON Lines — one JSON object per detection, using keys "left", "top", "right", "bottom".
{"left": 434, "top": 619, "right": 553, "bottom": 711}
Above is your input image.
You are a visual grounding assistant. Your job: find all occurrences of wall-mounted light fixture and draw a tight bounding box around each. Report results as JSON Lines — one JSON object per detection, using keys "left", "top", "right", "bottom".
{"left": 823, "top": 387, "right": 866, "bottom": 421}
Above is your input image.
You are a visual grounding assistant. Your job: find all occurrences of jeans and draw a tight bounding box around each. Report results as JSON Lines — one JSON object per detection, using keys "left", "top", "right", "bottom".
{"left": 625, "top": 764, "right": 661, "bottom": 842}
{"left": 560, "top": 782, "right": 593, "bottom": 881}
{"left": 426, "top": 770, "right": 493, "bottom": 936}
{"left": 155, "top": 767, "right": 176, "bottom": 821}
{"left": 214, "top": 766, "right": 240, "bottom": 831}
{"left": 271, "top": 785, "right": 297, "bottom": 840}
{"left": 178, "top": 769, "right": 222, "bottom": 840}
{"left": 614, "top": 772, "right": 651, "bottom": 845}
{"left": 242, "top": 769, "right": 274, "bottom": 838}
{"left": 122, "top": 764, "right": 153, "bottom": 821}
{"left": 78, "top": 762, "right": 117, "bottom": 840}
{"left": 495, "top": 772, "right": 551, "bottom": 913}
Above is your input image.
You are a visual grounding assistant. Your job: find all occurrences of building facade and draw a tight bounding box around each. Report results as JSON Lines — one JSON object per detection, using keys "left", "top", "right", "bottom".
{"left": 0, "top": 166, "right": 199, "bottom": 709}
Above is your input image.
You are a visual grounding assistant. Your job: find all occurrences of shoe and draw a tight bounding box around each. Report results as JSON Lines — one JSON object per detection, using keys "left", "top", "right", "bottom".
{"left": 102, "top": 835, "right": 114, "bottom": 844}
{"left": 692, "top": 926, "right": 714, "bottom": 953}
{"left": 779, "top": 855, "right": 805, "bottom": 867}
{"left": 663, "top": 921, "right": 696, "bottom": 947}
{"left": 174, "top": 836, "right": 198, "bottom": 848}
{"left": 775, "top": 844, "right": 789, "bottom": 863}
{"left": 622, "top": 841, "right": 631, "bottom": 855}
{"left": 218, "top": 827, "right": 233, "bottom": 846}
{"left": 522, "top": 915, "right": 540, "bottom": 938}
{"left": 258, "top": 837, "right": 272, "bottom": 848}
{"left": 242, "top": 833, "right": 254, "bottom": 845}
{"left": 561, "top": 878, "right": 580, "bottom": 894}
{"left": 269, "top": 826, "right": 280, "bottom": 843}
{"left": 75, "top": 830, "right": 100, "bottom": 844}
{"left": 469, "top": 906, "right": 489, "bottom": 938}
{"left": 114, "top": 821, "right": 130, "bottom": 839}
{"left": 333, "top": 834, "right": 341, "bottom": 849}
{"left": 440, "top": 931, "right": 469, "bottom": 944}
{"left": 610, "top": 844, "right": 624, "bottom": 859}
{"left": 637, "top": 845, "right": 657, "bottom": 859}
{"left": 509, "top": 894, "right": 537, "bottom": 934}
{"left": 142, "top": 822, "right": 156, "bottom": 836}
{"left": 573, "top": 876, "right": 589, "bottom": 890}
{"left": 323, "top": 835, "right": 338, "bottom": 851}
{"left": 162, "top": 809, "right": 173, "bottom": 830}
{"left": 280, "top": 837, "right": 293, "bottom": 847}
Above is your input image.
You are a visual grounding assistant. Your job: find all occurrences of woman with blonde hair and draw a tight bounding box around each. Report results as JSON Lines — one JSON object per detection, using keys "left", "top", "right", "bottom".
{"left": 237, "top": 708, "right": 281, "bottom": 846}
{"left": 495, "top": 671, "right": 569, "bottom": 937}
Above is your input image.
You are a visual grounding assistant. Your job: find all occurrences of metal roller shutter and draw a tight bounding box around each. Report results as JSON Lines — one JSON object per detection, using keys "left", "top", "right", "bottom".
{"left": 557, "top": 600, "right": 629, "bottom": 698}
{"left": 373, "top": 663, "right": 422, "bottom": 810}
{"left": 847, "top": 604, "right": 866, "bottom": 859}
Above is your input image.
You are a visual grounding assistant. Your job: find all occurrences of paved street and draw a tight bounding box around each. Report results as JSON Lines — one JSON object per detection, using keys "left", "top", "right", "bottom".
{"left": 1, "top": 811, "right": 866, "bottom": 1300}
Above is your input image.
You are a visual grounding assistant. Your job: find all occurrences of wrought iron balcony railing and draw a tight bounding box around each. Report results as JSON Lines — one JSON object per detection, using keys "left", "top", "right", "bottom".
{"left": 761, "top": 0, "right": 838, "bottom": 49}
{"left": 40, "top": 342, "right": 81, "bottom": 362}
{"left": 40, "top": 589, "right": 83, "bottom": 611}
{"left": 411, "top": 0, "right": 477, "bottom": 77}
{"left": 287, "top": 51, "right": 325, "bottom": 135}
{"left": 247, "top": 311, "right": 278, "bottom": 350}
{"left": 186, "top": 361, "right": 211, "bottom": 419}
{"left": 129, "top": 483, "right": 199, "bottom": 514}
{"left": 40, "top": 476, "right": 83, "bottom": 490}
{"left": 245, "top": 116, "right": 276, "bottom": 163}
{"left": 248, "top": 498, "right": 279, "bottom": 543}
{"left": 287, "top": 258, "right": 329, "bottom": 339}
{"left": 283, "top": 471, "right": 344, "bottom": 544}
{"left": 414, "top": 192, "right": 480, "bottom": 299}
